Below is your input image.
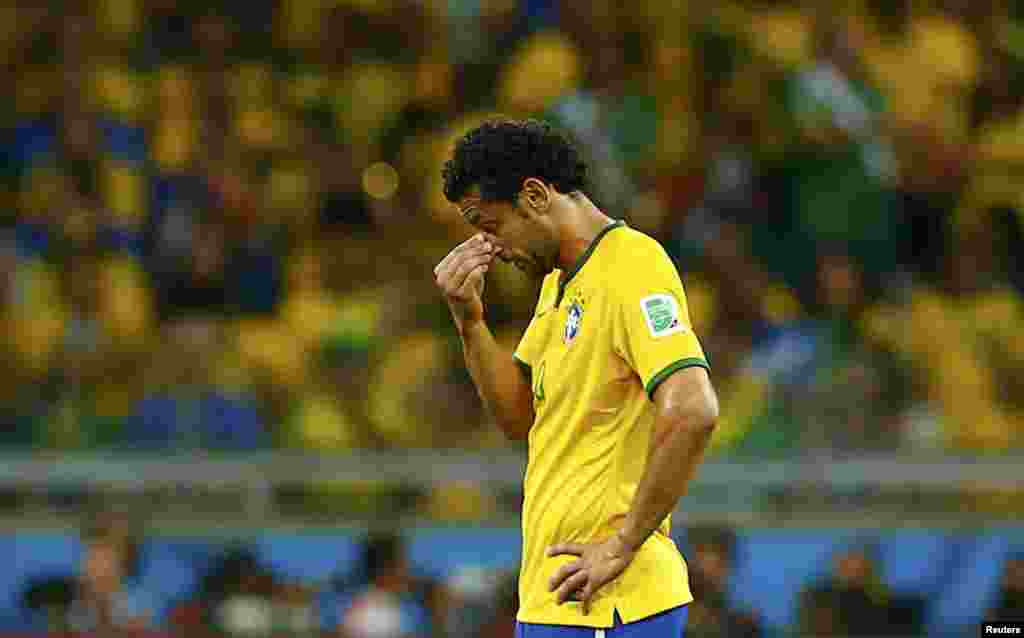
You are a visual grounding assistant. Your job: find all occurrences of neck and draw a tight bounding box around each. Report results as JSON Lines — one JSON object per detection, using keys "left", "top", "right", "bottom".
{"left": 555, "top": 195, "right": 615, "bottom": 273}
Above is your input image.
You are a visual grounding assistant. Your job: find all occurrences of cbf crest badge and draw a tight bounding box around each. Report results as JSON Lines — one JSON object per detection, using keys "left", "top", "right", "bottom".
{"left": 563, "top": 296, "right": 584, "bottom": 345}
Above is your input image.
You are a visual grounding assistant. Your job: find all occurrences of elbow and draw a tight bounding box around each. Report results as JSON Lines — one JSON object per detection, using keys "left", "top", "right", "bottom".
{"left": 664, "top": 395, "right": 719, "bottom": 437}
{"left": 689, "top": 403, "right": 719, "bottom": 437}
{"left": 495, "top": 405, "right": 535, "bottom": 441}
{"left": 700, "top": 409, "right": 718, "bottom": 436}
{"left": 503, "top": 427, "right": 529, "bottom": 442}
{"left": 701, "top": 391, "right": 720, "bottom": 433}
{"left": 496, "top": 417, "right": 531, "bottom": 441}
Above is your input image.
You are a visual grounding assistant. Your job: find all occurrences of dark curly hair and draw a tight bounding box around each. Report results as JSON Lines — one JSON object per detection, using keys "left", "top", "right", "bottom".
{"left": 442, "top": 118, "right": 588, "bottom": 204}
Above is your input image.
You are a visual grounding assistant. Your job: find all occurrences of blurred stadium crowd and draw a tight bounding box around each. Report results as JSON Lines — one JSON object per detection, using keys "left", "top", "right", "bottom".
{"left": 3, "top": 0, "right": 1024, "bottom": 458}
{"left": 5, "top": 2, "right": 1024, "bottom": 637}
{"left": 15, "top": 511, "right": 1021, "bottom": 637}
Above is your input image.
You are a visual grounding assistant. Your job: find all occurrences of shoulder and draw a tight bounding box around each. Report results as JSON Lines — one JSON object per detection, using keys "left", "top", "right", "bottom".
{"left": 599, "top": 227, "right": 680, "bottom": 286}
{"left": 602, "top": 225, "right": 667, "bottom": 258}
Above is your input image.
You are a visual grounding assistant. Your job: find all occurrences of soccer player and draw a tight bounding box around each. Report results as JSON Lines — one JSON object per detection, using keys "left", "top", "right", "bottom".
{"left": 434, "top": 119, "right": 718, "bottom": 637}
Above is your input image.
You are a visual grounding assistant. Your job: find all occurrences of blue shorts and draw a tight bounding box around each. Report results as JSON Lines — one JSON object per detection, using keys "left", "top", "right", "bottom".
{"left": 515, "top": 605, "right": 688, "bottom": 637}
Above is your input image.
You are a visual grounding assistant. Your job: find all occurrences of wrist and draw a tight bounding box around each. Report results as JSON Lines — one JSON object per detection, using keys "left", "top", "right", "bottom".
{"left": 456, "top": 315, "right": 487, "bottom": 338}
{"left": 615, "top": 526, "right": 645, "bottom": 554}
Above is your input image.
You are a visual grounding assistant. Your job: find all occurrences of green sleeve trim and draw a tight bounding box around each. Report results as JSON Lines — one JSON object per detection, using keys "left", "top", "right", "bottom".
{"left": 513, "top": 354, "right": 532, "bottom": 384}
{"left": 645, "top": 357, "right": 710, "bottom": 401}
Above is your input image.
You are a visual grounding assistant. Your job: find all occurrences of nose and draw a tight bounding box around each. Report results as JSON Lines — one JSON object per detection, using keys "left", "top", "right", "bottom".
{"left": 493, "top": 245, "right": 516, "bottom": 262}
{"left": 481, "top": 234, "right": 509, "bottom": 257}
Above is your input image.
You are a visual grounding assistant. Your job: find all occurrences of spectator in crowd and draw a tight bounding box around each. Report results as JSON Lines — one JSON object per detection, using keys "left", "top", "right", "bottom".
{"left": 684, "top": 526, "right": 762, "bottom": 638}
{"left": 0, "top": 230, "right": 40, "bottom": 446}
{"left": 337, "top": 531, "right": 434, "bottom": 638}
{"left": 66, "top": 510, "right": 155, "bottom": 634}
{"left": 0, "top": 0, "right": 1021, "bottom": 464}
{"left": 20, "top": 573, "right": 76, "bottom": 633}
{"left": 798, "top": 542, "right": 926, "bottom": 637}
{"left": 184, "top": 542, "right": 318, "bottom": 638}
{"left": 989, "top": 552, "right": 1024, "bottom": 621}
{"left": 787, "top": 15, "right": 900, "bottom": 285}
{"left": 127, "top": 318, "right": 268, "bottom": 450}
{"left": 476, "top": 571, "right": 518, "bottom": 638}
{"left": 168, "top": 545, "right": 273, "bottom": 638}
{"left": 863, "top": 224, "right": 1024, "bottom": 451}
{"left": 788, "top": 249, "right": 911, "bottom": 454}
{"left": 799, "top": 544, "right": 885, "bottom": 637}
{"left": 441, "top": 566, "right": 510, "bottom": 638}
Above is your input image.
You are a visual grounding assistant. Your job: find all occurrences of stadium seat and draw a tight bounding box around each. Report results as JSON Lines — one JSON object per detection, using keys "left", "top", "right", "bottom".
{"left": 0, "top": 536, "right": 19, "bottom": 622}
{"left": 879, "top": 530, "right": 955, "bottom": 596}
{"left": 100, "top": 118, "right": 148, "bottom": 164}
{"left": 10, "top": 121, "right": 56, "bottom": 168}
{"left": 201, "top": 392, "right": 270, "bottom": 451}
{"left": 256, "top": 534, "right": 362, "bottom": 585}
{"left": 138, "top": 538, "right": 219, "bottom": 621}
{"left": 405, "top": 528, "right": 521, "bottom": 581}
{"left": 928, "top": 532, "right": 1016, "bottom": 636}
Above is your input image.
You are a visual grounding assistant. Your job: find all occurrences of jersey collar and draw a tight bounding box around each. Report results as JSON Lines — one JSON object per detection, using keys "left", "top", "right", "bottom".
{"left": 557, "top": 219, "right": 626, "bottom": 306}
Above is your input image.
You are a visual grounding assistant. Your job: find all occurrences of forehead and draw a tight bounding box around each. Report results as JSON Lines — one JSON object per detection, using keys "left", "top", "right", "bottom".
{"left": 456, "top": 191, "right": 514, "bottom": 222}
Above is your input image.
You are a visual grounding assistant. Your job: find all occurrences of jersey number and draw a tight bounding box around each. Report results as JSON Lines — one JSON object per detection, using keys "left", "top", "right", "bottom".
{"left": 533, "top": 360, "right": 546, "bottom": 403}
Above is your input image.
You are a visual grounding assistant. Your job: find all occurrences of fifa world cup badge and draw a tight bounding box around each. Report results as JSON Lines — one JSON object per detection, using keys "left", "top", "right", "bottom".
{"left": 564, "top": 297, "right": 584, "bottom": 345}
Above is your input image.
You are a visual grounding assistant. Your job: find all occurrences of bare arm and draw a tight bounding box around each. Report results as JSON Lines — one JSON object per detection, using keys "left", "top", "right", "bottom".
{"left": 547, "top": 365, "right": 718, "bottom": 613}
{"left": 458, "top": 319, "right": 535, "bottom": 440}
{"left": 617, "top": 365, "right": 719, "bottom": 550}
{"left": 435, "top": 234, "right": 535, "bottom": 440}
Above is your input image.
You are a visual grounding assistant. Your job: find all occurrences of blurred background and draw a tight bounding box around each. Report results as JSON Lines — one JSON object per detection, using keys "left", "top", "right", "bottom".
{"left": 1, "top": 0, "right": 1023, "bottom": 636}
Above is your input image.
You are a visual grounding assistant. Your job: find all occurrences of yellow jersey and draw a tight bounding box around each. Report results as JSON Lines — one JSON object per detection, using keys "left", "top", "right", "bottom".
{"left": 513, "top": 220, "right": 710, "bottom": 628}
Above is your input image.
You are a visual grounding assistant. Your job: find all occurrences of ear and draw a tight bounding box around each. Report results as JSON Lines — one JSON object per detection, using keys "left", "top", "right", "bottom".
{"left": 520, "top": 178, "right": 551, "bottom": 214}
